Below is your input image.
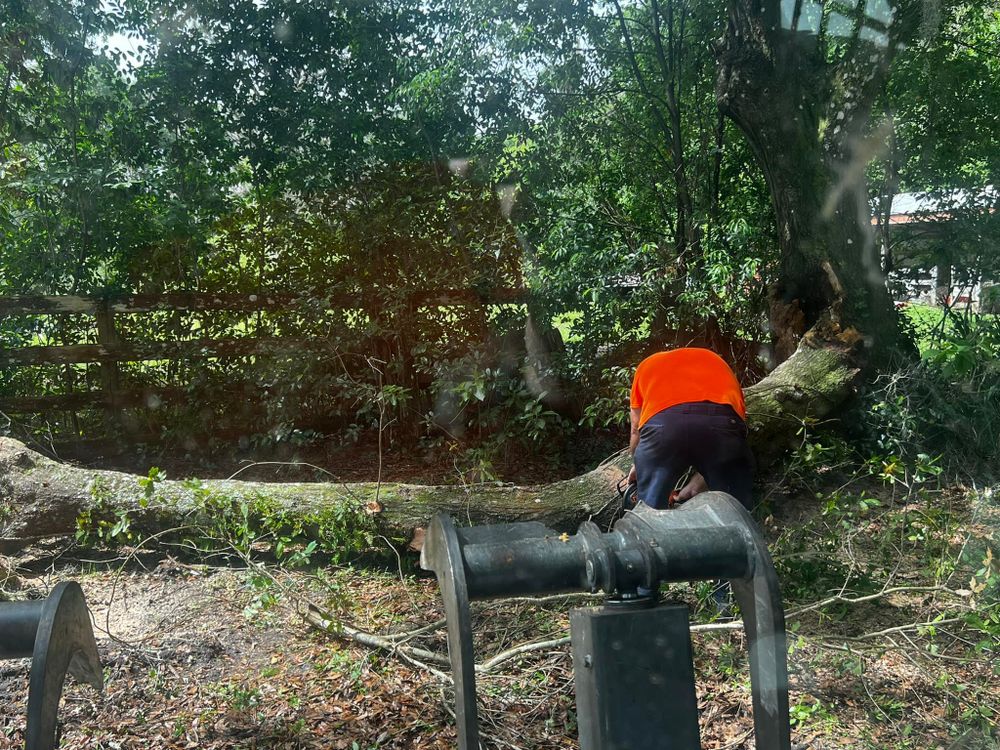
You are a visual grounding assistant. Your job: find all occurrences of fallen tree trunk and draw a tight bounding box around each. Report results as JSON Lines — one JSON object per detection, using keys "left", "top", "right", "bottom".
{"left": 0, "top": 337, "right": 859, "bottom": 552}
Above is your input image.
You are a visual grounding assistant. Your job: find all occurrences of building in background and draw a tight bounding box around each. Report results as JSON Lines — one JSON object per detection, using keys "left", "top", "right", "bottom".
{"left": 876, "top": 186, "right": 999, "bottom": 312}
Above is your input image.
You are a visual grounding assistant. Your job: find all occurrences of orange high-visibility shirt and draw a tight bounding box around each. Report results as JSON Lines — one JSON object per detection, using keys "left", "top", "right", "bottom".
{"left": 630, "top": 348, "right": 746, "bottom": 427}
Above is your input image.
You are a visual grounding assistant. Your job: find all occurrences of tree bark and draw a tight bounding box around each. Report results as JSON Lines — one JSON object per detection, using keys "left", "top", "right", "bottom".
{"left": 716, "top": 0, "right": 918, "bottom": 362}
{"left": 0, "top": 334, "right": 859, "bottom": 552}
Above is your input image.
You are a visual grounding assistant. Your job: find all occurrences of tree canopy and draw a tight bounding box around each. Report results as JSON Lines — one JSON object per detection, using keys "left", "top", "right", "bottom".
{"left": 1, "top": 0, "right": 998, "bottom": 451}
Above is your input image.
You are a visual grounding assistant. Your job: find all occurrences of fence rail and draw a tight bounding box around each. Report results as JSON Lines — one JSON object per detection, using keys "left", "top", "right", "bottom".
{"left": 0, "top": 388, "right": 186, "bottom": 413}
{"left": 0, "top": 288, "right": 523, "bottom": 316}
{"left": 0, "top": 288, "right": 525, "bottom": 429}
{"left": 0, "top": 336, "right": 317, "bottom": 367}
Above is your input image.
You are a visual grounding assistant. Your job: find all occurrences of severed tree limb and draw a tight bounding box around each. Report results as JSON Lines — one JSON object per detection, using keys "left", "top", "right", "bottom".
{"left": 0, "top": 332, "right": 861, "bottom": 552}
{"left": 381, "top": 617, "right": 447, "bottom": 643}
{"left": 830, "top": 617, "right": 964, "bottom": 643}
{"left": 263, "top": 557, "right": 972, "bottom": 684}
{"left": 208, "top": 539, "right": 456, "bottom": 673}
{"left": 476, "top": 636, "right": 571, "bottom": 673}
{"left": 302, "top": 603, "right": 452, "bottom": 669}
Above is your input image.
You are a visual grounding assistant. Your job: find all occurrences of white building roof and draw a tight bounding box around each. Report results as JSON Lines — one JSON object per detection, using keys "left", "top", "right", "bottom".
{"left": 885, "top": 185, "right": 998, "bottom": 223}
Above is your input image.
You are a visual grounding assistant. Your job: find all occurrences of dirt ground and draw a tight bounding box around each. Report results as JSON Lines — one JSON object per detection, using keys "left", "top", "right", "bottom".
{"left": 1, "top": 475, "right": 998, "bottom": 750}
{"left": 43, "top": 430, "right": 612, "bottom": 487}
{"left": 0, "top": 556, "right": 752, "bottom": 750}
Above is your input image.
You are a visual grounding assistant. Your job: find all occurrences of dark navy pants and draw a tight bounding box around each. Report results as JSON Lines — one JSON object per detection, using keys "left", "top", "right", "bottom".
{"left": 633, "top": 401, "right": 754, "bottom": 510}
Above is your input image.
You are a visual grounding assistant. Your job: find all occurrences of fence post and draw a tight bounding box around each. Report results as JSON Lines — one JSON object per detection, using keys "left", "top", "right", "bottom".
{"left": 94, "top": 299, "right": 123, "bottom": 434}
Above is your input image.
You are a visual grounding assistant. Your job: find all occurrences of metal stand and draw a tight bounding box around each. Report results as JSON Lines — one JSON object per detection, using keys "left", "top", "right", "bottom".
{"left": 0, "top": 581, "right": 104, "bottom": 750}
{"left": 421, "top": 491, "right": 791, "bottom": 750}
{"left": 572, "top": 601, "right": 700, "bottom": 750}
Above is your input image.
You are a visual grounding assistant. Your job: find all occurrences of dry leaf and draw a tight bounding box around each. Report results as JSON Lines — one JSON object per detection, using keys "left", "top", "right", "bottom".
{"left": 408, "top": 527, "right": 426, "bottom": 552}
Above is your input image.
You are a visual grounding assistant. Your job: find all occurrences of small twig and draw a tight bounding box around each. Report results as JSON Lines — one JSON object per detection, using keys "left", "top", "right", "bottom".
{"left": 395, "top": 647, "right": 453, "bottom": 683}
{"left": 491, "top": 592, "right": 602, "bottom": 606}
{"left": 785, "top": 584, "right": 961, "bottom": 619}
{"left": 477, "top": 635, "right": 571, "bottom": 673}
{"left": 97, "top": 523, "right": 201, "bottom": 647}
{"left": 475, "top": 616, "right": 747, "bottom": 674}
{"left": 944, "top": 484, "right": 987, "bottom": 590}
{"left": 714, "top": 728, "right": 754, "bottom": 750}
{"left": 596, "top": 447, "right": 629, "bottom": 468}
{"left": 367, "top": 357, "right": 387, "bottom": 514}
{"left": 439, "top": 686, "right": 456, "bottom": 720}
{"left": 690, "top": 620, "right": 745, "bottom": 632}
{"left": 384, "top": 617, "right": 447, "bottom": 642}
{"left": 224, "top": 540, "right": 454, "bottom": 671}
{"left": 226, "top": 459, "right": 368, "bottom": 506}
{"left": 891, "top": 633, "right": 1000, "bottom": 719}
{"left": 897, "top": 630, "right": 989, "bottom": 665}
{"left": 937, "top": 626, "right": 978, "bottom": 651}
{"left": 377, "top": 533, "right": 424, "bottom": 617}
{"left": 858, "top": 653, "right": 893, "bottom": 723}
{"left": 830, "top": 617, "right": 963, "bottom": 643}
{"left": 225, "top": 461, "right": 340, "bottom": 481}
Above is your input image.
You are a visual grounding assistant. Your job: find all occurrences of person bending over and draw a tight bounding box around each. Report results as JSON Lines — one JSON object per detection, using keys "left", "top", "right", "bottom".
{"left": 626, "top": 347, "right": 753, "bottom": 510}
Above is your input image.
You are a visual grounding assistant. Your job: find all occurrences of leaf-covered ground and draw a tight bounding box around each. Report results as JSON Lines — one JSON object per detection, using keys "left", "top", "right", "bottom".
{"left": 1, "top": 474, "right": 998, "bottom": 750}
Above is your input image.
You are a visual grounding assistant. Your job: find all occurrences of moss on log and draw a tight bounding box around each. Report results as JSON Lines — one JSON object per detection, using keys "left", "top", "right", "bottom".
{"left": 0, "top": 437, "right": 629, "bottom": 551}
{"left": 743, "top": 342, "right": 860, "bottom": 464}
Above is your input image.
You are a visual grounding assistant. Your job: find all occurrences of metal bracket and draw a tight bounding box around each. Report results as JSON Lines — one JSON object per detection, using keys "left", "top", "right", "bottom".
{"left": 421, "top": 514, "right": 479, "bottom": 748}
{"left": 0, "top": 581, "right": 104, "bottom": 750}
{"left": 422, "top": 491, "right": 791, "bottom": 750}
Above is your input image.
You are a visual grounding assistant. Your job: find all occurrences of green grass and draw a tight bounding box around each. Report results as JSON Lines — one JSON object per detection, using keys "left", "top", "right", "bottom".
{"left": 903, "top": 303, "right": 997, "bottom": 355}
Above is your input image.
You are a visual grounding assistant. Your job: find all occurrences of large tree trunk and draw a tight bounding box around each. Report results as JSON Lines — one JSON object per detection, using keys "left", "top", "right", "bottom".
{"left": 716, "top": 0, "right": 918, "bottom": 362}
{"left": 0, "top": 335, "right": 859, "bottom": 552}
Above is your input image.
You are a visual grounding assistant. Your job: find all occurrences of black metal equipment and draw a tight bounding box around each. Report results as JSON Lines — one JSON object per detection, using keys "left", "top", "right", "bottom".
{"left": 421, "top": 492, "right": 790, "bottom": 750}
{"left": 0, "top": 581, "right": 104, "bottom": 750}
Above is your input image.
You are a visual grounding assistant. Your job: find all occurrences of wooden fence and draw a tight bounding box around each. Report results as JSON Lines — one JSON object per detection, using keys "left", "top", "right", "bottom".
{"left": 0, "top": 288, "right": 524, "bottom": 440}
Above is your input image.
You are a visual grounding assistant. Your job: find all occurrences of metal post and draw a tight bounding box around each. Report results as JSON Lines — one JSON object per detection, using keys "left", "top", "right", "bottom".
{"left": 571, "top": 602, "right": 701, "bottom": 750}
{"left": 94, "top": 298, "right": 123, "bottom": 435}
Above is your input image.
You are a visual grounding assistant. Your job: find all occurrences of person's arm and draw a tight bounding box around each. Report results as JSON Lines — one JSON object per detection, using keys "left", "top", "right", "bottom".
{"left": 628, "top": 407, "right": 641, "bottom": 455}
{"left": 675, "top": 472, "right": 707, "bottom": 502}
{"left": 627, "top": 407, "right": 641, "bottom": 484}
{"left": 628, "top": 363, "right": 644, "bottom": 485}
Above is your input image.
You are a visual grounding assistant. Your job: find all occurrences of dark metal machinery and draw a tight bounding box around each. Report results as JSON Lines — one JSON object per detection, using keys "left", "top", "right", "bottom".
{"left": 421, "top": 491, "right": 790, "bottom": 750}
{"left": 0, "top": 581, "right": 104, "bottom": 750}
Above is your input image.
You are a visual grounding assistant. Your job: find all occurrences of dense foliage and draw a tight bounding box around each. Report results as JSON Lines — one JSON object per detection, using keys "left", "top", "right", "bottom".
{"left": 1, "top": 0, "right": 998, "bottom": 464}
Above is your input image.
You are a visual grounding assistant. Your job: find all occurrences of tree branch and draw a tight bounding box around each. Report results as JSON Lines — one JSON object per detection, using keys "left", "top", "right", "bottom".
{"left": 785, "top": 584, "right": 964, "bottom": 618}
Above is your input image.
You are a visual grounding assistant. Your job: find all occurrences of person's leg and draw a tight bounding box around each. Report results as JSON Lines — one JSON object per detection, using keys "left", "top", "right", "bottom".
{"left": 712, "top": 580, "right": 734, "bottom": 618}
{"left": 632, "top": 408, "right": 690, "bottom": 510}
{"left": 683, "top": 404, "right": 754, "bottom": 612}
{"left": 632, "top": 408, "right": 691, "bottom": 598}
{"left": 689, "top": 408, "right": 754, "bottom": 510}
